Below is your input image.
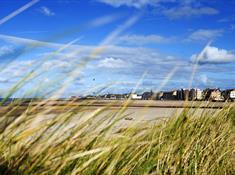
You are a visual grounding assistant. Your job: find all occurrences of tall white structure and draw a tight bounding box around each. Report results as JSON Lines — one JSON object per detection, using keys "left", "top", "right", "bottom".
{"left": 196, "top": 89, "right": 203, "bottom": 100}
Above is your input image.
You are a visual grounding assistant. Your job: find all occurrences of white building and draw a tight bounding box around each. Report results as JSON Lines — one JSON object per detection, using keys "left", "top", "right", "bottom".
{"left": 230, "top": 90, "right": 235, "bottom": 100}
{"left": 196, "top": 89, "right": 203, "bottom": 100}
{"left": 130, "top": 93, "right": 142, "bottom": 100}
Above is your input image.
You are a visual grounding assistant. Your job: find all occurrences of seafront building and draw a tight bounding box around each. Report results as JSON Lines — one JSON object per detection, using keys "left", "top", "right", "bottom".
{"left": 76, "top": 88, "right": 235, "bottom": 102}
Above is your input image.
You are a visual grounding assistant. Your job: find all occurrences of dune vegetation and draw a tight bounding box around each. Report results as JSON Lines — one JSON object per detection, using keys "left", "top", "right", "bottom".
{"left": 0, "top": 100, "right": 234, "bottom": 175}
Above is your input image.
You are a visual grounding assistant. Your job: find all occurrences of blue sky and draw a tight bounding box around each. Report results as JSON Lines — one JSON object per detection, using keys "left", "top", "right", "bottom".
{"left": 0, "top": 0, "right": 235, "bottom": 97}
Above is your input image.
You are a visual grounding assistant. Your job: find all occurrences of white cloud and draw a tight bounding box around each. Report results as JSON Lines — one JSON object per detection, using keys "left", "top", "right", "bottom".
{"left": 96, "top": 0, "right": 160, "bottom": 8}
{"left": 2, "top": 34, "right": 233, "bottom": 96}
{"left": 118, "top": 34, "right": 174, "bottom": 45}
{"left": 200, "top": 74, "right": 208, "bottom": 84}
{"left": 0, "top": 77, "right": 9, "bottom": 83}
{"left": 97, "top": 0, "right": 200, "bottom": 9}
{"left": 0, "top": 34, "right": 187, "bottom": 90}
{"left": 97, "top": 0, "right": 219, "bottom": 20}
{"left": 42, "top": 59, "right": 72, "bottom": 71}
{"left": 39, "top": 6, "right": 55, "bottom": 16}
{"left": 97, "top": 57, "right": 129, "bottom": 68}
{"left": 163, "top": 6, "right": 219, "bottom": 19}
{"left": 0, "top": 60, "right": 35, "bottom": 82}
{"left": 196, "top": 74, "right": 214, "bottom": 86}
{"left": 188, "top": 29, "right": 223, "bottom": 42}
{"left": 0, "top": 46, "right": 14, "bottom": 56}
{"left": 218, "top": 15, "right": 235, "bottom": 23}
{"left": 191, "top": 45, "right": 235, "bottom": 64}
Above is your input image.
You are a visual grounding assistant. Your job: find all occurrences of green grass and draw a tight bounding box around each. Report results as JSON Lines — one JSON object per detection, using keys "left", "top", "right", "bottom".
{"left": 0, "top": 101, "right": 234, "bottom": 175}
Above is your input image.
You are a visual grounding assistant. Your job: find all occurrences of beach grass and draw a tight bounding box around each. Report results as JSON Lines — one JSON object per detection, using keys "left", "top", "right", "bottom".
{"left": 0, "top": 101, "right": 234, "bottom": 175}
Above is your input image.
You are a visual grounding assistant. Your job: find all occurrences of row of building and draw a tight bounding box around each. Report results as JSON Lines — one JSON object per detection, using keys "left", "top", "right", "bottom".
{"left": 140, "top": 88, "right": 235, "bottom": 102}
{"left": 79, "top": 88, "right": 235, "bottom": 102}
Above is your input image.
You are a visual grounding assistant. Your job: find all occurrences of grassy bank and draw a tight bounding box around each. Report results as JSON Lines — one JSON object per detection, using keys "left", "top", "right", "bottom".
{"left": 0, "top": 102, "right": 234, "bottom": 175}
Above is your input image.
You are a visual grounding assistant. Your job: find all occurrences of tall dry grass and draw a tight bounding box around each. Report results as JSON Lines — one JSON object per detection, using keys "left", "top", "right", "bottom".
{"left": 0, "top": 100, "right": 234, "bottom": 175}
